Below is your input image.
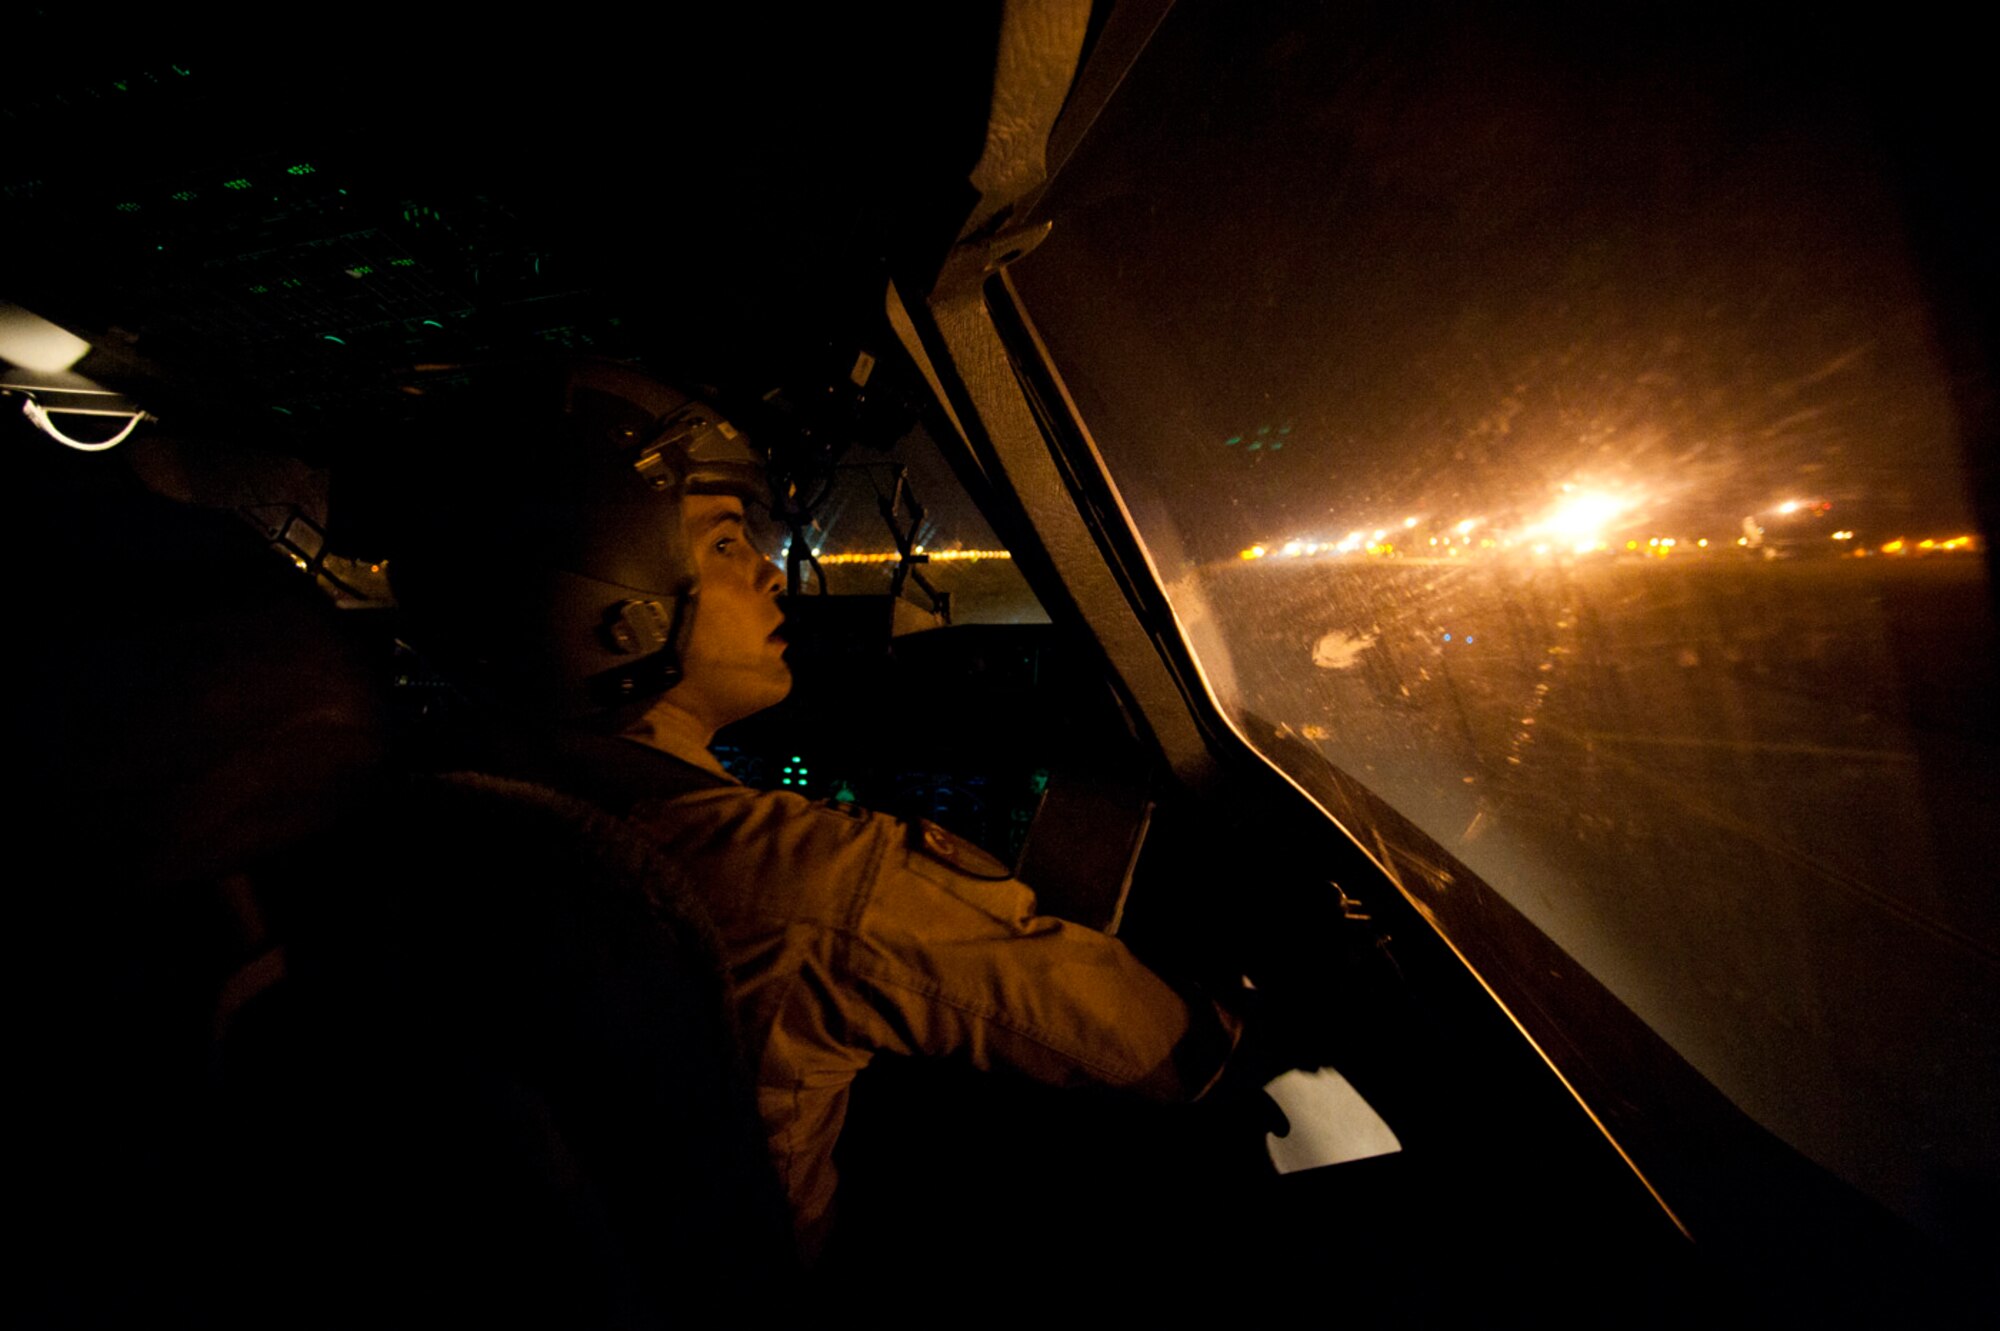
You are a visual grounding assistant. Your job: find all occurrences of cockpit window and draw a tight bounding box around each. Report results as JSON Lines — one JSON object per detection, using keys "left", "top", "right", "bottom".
{"left": 784, "top": 419, "right": 1049, "bottom": 626}
{"left": 1012, "top": 0, "right": 1995, "bottom": 1241}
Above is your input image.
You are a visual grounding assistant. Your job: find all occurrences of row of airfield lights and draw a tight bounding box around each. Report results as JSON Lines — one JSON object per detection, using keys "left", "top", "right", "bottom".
{"left": 1238, "top": 497, "right": 1979, "bottom": 562}
{"left": 786, "top": 543, "right": 1012, "bottom": 565}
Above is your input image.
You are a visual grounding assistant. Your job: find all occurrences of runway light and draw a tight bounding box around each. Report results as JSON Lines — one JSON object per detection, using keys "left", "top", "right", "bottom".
{"left": 1832, "top": 531, "right": 1854, "bottom": 541}
{"left": 1403, "top": 517, "right": 1419, "bottom": 529}
{"left": 1536, "top": 489, "right": 1633, "bottom": 552}
{"left": 1778, "top": 500, "right": 1802, "bottom": 515}
{"left": 1456, "top": 520, "right": 1478, "bottom": 536}
{"left": 1881, "top": 539, "right": 1905, "bottom": 554}
{"left": 1697, "top": 539, "right": 1709, "bottom": 548}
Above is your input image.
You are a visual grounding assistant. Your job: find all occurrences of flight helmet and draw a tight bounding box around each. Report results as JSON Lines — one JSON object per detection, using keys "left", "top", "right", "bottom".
{"left": 391, "top": 359, "right": 768, "bottom": 721}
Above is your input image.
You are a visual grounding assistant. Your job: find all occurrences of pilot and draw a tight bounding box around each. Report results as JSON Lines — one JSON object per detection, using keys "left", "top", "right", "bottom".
{"left": 392, "top": 360, "right": 1238, "bottom": 1256}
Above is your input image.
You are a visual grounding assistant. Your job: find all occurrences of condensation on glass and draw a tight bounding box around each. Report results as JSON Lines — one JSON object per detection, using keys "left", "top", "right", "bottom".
{"left": 1013, "top": 0, "right": 1996, "bottom": 1243}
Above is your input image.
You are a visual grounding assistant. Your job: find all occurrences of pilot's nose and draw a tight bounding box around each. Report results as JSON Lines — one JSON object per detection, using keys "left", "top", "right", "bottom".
{"left": 757, "top": 551, "right": 784, "bottom": 595}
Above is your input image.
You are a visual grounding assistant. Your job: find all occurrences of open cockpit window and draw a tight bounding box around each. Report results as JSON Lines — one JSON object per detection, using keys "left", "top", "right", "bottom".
{"left": 1011, "top": 0, "right": 1996, "bottom": 1248}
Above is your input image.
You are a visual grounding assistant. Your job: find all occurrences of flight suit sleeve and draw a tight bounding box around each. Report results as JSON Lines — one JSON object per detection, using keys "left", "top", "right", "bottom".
{"left": 830, "top": 818, "right": 1237, "bottom": 1100}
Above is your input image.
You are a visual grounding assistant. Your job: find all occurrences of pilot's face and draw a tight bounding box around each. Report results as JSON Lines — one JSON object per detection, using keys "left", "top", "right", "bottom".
{"left": 670, "top": 492, "right": 791, "bottom": 731}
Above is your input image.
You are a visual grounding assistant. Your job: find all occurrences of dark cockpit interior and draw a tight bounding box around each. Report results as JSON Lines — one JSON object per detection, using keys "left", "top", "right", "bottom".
{"left": 11, "top": 3, "right": 1996, "bottom": 1325}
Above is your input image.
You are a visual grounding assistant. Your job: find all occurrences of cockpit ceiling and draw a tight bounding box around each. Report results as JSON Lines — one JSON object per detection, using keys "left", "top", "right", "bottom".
{"left": 0, "top": 8, "right": 1006, "bottom": 455}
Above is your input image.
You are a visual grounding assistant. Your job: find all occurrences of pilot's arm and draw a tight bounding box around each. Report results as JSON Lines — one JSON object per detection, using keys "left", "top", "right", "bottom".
{"left": 836, "top": 815, "right": 1240, "bottom": 1100}
{"left": 629, "top": 783, "right": 1240, "bottom": 1246}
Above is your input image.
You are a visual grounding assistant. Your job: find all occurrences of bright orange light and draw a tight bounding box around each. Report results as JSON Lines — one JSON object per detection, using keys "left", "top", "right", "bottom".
{"left": 1403, "top": 516, "right": 1419, "bottom": 529}
{"left": 1696, "top": 539, "right": 1708, "bottom": 548}
{"left": 1919, "top": 539, "right": 1936, "bottom": 550}
{"left": 1778, "top": 500, "right": 1803, "bottom": 515}
{"left": 819, "top": 548, "right": 1014, "bottom": 565}
{"left": 1940, "top": 536, "right": 1975, "bottom": 550}
{"left": 1537, "top": 490, "right": 1633, "bottom": 547}
{"left": 1881, "top": 539, "right": 1905, "bottom": 554}
{"left": 1239, "top": 545, "right": 1267, "bottom": 560}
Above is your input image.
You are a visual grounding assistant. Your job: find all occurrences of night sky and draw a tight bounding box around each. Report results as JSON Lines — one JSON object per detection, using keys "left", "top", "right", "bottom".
{"left": 1016, "top": 0, "right": 1979, "bottom": 561}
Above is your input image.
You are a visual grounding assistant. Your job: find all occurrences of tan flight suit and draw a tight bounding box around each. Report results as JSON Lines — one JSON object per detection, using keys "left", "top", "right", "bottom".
{"left": 623, "top": 728, "right": 1230, "bottom": 1253}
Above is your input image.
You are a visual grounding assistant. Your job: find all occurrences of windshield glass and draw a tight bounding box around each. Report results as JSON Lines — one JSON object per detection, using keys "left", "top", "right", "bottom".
{"left": 1012, "top": 0, "right": 1995, "bottom": 1241}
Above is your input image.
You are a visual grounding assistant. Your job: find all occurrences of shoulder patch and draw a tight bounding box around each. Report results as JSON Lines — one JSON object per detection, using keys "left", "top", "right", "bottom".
{"left": 908, "top": 819, "right": 1013, "bottom": 881}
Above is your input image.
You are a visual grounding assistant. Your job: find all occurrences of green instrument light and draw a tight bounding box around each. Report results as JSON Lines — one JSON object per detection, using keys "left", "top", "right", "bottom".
{"left": 223, "top": 178, "right": 251, "bottom": 190}
{"left": 391, "top": 258, "right": 417, "bottom": 267}
{"left": 249, "top": 284, "right": 269, "bottom": 294}
{"left": 115, "top": 201, "right": 141, "bottom": 212}
{"left": 421, "top": 319, "right": 443, "bottom": 328}
{"left": 172, "top": 65, "right": 191, "bottom": 76}
{"left": 171, "top": 189, "right": 196, "bottom": 201}
{"left": 286, "top": 163, "right": 316, "bottom": 176}
{"left": 113, "top": 81, "right": 128, "bottom": 92}
{"left": 1029, "top": 768, "right": 1051, "bottom": 795}
{"left": 322, "top": 335, "right": 346, "bottom": 345}
{"left": 272, "top": 406, "right": 293, "bottom": 415}
{"left": 1225, "top": 435, "right": 1241, "bottom": 445}
{"left": 1248, "top": 441, "right": 1262, "bottom": 450}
